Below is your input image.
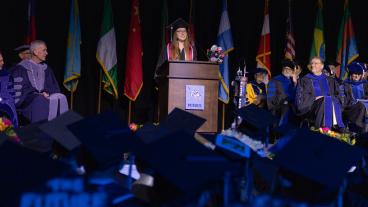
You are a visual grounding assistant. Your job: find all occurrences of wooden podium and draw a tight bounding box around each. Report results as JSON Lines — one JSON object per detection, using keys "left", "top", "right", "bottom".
{"left": 158, "top": 60, "right": 219, "bottom": 133}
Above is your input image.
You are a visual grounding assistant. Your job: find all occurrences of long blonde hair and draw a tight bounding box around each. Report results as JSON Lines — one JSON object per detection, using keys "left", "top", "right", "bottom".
{"left": 170, "top": 30, "right": 191, "bottom": 60}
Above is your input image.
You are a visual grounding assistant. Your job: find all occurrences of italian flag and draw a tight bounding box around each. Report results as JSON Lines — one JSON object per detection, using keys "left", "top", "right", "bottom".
{"left": 96, "top": 0, "right": 119, "bottom": 98}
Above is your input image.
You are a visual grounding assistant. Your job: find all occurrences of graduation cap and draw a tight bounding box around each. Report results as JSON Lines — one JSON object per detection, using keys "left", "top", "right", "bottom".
{"left": 131, "top": 129, "right": 238, "bottom": 204}
{"left": 271, "top": 128, "right": 364, "bottom": 190}
{"left": 67, "top": 111, "right": 138, "bottom": 170}
{"left": 169, "top": 18, "right": 189, "bottom": 32}
{"left": 13, "top": 44, "right": 30, "bottom": 53}
{"left": 347, "top": 61, "right": 365, "bottom": 75}
{"left": 38, "top": 110, "right": 83, "bottom": 151}
{"left": 167, "top": 18, "right": 189, "bottom": 42}
{"left": 0, "top": 141, "right": 70, "bottom": 205}
{"left": 14, "top": 120, "right": 54, "bottom": 153}
{"left": 236, "top": 104, "right": 276, "bottom": 140}
{"left": 136, "top": 108, "right": 205, "bottom": 144}
{"left": 281, "top": 59, "right": 296, "bottom": 69}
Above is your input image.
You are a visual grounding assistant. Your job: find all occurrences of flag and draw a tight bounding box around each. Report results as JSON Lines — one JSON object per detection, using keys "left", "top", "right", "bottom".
{"left": 26, "top": 0, "right": 36, "bottom": 44}
{"left": 256, "top": 0, "right": 271, "bottom": 76}
{"left": 335, "top": 0, "right": 359, "bottom": 80}
{"left": 188, "top": 0, "right": 196, "bottom": 46}
{"left": 63, "top": 0, "right": 81, "bottom": 92}
{"left": 124, "top": 0, "right": 143, "bottom": 101}
{"left": 217, "top": 0, "right": 234, "bottom": 104}
{"left": 284, "top": 0, "right": 295, "bottom": 60}
{"left": 309, "top": 0, "right": 325, "bottom": 60}
{"left": 96, "top": 0, "right": 119, "bottom": 98}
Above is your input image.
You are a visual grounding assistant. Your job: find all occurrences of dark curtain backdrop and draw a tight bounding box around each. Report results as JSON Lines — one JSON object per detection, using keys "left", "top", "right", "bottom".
{"left": 1, "top": 0, "right": 367, "bottom": 128}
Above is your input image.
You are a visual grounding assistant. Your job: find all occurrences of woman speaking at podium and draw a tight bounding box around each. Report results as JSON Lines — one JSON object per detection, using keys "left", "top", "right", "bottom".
{"left": 154, "top": 18, "right": 197, "bottom": 81}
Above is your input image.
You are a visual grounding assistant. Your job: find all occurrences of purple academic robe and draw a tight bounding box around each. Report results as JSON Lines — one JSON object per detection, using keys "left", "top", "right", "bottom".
{"left": 0, "top": 70, "right": 18, "bottom": 127}
{"left": 11, "top": 60, "right": 61, "bottom": 123}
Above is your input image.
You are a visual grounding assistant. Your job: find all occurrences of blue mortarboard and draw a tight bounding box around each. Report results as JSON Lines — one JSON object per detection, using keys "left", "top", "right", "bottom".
{"left": 132, "top": 109, "right": 237, "bottom": 203}
{"left": 0, "top": 141, "right": 70, "bottom": 205}
{"left": 136, "top": 108, "right": 205, "bottom": 144}
{"left": 236, "top": 104, "right": 276, "bottom": 140}
{"left": 39, "top": 111, "right": 83, "bottom": 151}
{"left": 347, "top": 62, "right": 365, "bottom": 74}
{"left": 271, "top": 128, "right": 364, "bottom": 190}
{"left": 131, "top": 129, "right": 238, "bottom": 203}
{"left": 14, "top": 120, "right": 54, "bottom": 153}
{"left": 67, "top": 111, "right": 138, "bottom": 170}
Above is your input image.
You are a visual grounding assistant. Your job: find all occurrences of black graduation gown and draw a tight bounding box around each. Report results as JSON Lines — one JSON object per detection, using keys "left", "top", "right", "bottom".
{"left": 154, "top": 44, "right": 197, "bottom": 82}
{"left": 342, "top": 81, "right": 368, "bottom": 132}
{"left": 267, "top": 75, "right": 296, "bottom": 127}
{"left": 295, "top": 74, "right": 344, "bottom": 128}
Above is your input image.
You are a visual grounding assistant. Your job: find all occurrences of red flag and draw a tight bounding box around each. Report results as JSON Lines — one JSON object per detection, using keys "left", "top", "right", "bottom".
{"left": 124, "top": 0, "right": 143, "bottom": 101}
{"left": 256, "top": 0, "right": 271, "bottom": 76}
{"left": 26, "top": 0, "right": 36, "bottom": 44}
{"left": 284, "top": 0, "right": 295, "bottom": 60}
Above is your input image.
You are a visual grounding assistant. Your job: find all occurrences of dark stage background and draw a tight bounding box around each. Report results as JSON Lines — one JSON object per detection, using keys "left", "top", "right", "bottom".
{"left": 1, "top": 0, "right": 368, "bottom": 128}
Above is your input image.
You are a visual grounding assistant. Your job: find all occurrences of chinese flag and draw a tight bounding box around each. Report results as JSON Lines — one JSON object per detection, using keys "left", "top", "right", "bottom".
{"left": 124, "top": 0, "right": 143, "bottom": 101}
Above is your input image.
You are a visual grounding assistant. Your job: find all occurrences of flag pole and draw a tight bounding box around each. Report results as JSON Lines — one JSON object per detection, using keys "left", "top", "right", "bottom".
{"left": 97, "top": 69, "right": 102, "bottom": 113}
{"left": 222, "top": 102, "right": 225, "bottom": 131}
{"left": 70, "top": 90, "right": 74, "bottom": 110}
{"left": 128, "top": 100, "right": 132, "bottom": 123}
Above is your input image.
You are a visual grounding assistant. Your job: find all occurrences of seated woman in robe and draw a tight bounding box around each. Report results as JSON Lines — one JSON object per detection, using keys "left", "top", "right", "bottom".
{"left": 342, "top": 62, "right": 368, "bottom": 133}
{"left": 246, "top": 68, "right": 268, "bottom": 108}
{"left": 295, "top": 57, "right": 344, "bottom": 130}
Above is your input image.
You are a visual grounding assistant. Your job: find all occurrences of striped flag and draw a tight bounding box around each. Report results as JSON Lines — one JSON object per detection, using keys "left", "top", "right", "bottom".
{"left": 63, "top": 0, "right": 81, "bottom": 92}
{"left": 335, "top": 0, "right": 359, "bottom": 80}
{"left": 160, "top": 0, "right": 169, "bottom": 52}
{"left": 256, "top": 0, "right": 271, "bottom": 76}
{"left": 124, "top": 0, "right": 143, "bottom": 101}
{"left": 284, "top": 0, "right": 295, "bottom": 60}
{"left": 26, "top": 0, "right": 36, "bottom": 44}
{"left": 96, "top": 0, "right": 119, "bottom": 98}
{"left": 217, "top": 0, "right": 234, "bottom": 104}
{"left": 309, "top": 0, "right": 325, "bottom": 60}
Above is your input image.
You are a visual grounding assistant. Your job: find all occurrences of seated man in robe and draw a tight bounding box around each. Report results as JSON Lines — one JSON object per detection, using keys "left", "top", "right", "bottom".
{"left": 246, "top": 68, "right": 268, "bottom": 108}
{"left": 342, "top": 62, "right": 368, "bottom": 133}
{"left": 267, "top": 59, "right": 300, "bottom": 128}
{"left": 295, "top": 57, "right": 344, "bottom": 130}
{"left": 11, "top": 40, "right": 68, "bottom": 123}
{"left": 0, "top": 51, "right": 18, "bottom": 127}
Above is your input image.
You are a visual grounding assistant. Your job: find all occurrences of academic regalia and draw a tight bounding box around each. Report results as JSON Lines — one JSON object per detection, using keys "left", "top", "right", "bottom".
{"left": 342, "top": 80, "right": 368, "bottom": 132}
{"left": 0, "top": 70, "right": 18, "bottom": 127}
{"left": 154, "top": 43, "right": 197, "bottom": 81}
{"left": 295, "top": 73, "right": 344, "bottom": 129}
{"left": 11, "top": 59, "right": 68, "bottom": 123}
{"left": 267, "top": 74, "right": 296, "bottom": 127}
{"left": 246, "top": 80, "right": 267, "bottom": 108}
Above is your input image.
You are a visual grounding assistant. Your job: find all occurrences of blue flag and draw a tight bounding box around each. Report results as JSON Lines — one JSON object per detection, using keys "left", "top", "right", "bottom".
{"left": 217, "top": 0, "right": 234, "bottom": 103}
{"left": 64, "top": 0, "right": 81, "bottom": 92}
